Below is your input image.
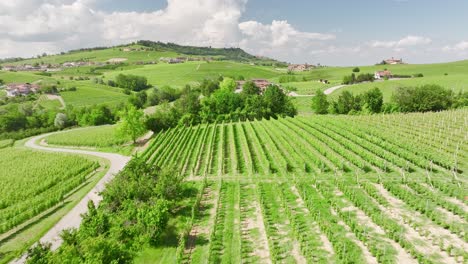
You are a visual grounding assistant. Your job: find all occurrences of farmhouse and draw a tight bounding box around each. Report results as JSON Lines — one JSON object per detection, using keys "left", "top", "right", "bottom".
{"left": 5, "top": 83, "right": 41, "bottom": 97}
{"left": 236, "top": 79, "right": 273, "bottom": 93}
{"left": 288, "top": 63, "right": 314, "bottom": 72}
{"left": 384, "top": 57, "right": 404, "bottom": 65}
{"left": 375, "top": 70, "right": 393, "bottom": 79}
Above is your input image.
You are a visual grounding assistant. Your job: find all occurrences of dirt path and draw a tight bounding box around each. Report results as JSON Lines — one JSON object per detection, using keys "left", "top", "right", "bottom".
{"left": 11, "top": 131, "right": 131, "bottom": 264}
{"left": 45, "top": 94, "right": 66, "bottom": 109}
{"left": 323, "top": 85, "right": 347, "bottom": 95}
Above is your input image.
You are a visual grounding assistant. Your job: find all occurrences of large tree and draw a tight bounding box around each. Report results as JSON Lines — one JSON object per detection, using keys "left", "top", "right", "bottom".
{"left": 117, "top": 105, "right": 146, "bottom": 143}
{"left": 311, "top": 89, "right": 329, "bottom": 114}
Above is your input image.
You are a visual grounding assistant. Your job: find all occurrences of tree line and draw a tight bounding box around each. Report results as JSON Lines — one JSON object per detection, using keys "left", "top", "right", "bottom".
{"left": 312, "top": 84, "right": 467, "bottom": 115}
{"left": 144, "top": 77, "right": 297, "bottom": 133}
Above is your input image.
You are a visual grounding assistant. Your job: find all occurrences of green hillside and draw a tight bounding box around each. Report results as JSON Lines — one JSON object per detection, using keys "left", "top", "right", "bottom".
{"left": 104, "top": 61, "right": 282, "bottom": 88}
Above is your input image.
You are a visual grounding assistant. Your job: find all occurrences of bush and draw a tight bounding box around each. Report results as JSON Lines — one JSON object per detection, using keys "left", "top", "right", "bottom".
{"left": 392, "top": 85, "right": 453, "bottom": 112}
{"left": 115, "top": 74, "right": 149, "bottom": 91}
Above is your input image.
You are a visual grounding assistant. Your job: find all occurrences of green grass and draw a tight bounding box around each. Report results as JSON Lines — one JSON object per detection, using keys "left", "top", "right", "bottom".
{"left": 2, "top": 45, "right": 179, "bottom": 66}
{"left": 44, "top": 125, "right": 136, "bottom": 154}
{"left": 291, "top": 96, "right": 313, "bottom": 115}
{"left": 58, "top": 80, "right": 129, "bottom": 107}
{"left": 0, "top": 139, "right": 13, "bottom": 149}
{"left": 104, "top": 61, "right": 282, "bottom": 88}
{"left": 0, "top": 71, "right": 55, "bottom": 84}
{"left": 282, "top": 80, "right": 339, "bottom": 95}
{"left": 36, "top": 95, "right": 62, "bottom": 110}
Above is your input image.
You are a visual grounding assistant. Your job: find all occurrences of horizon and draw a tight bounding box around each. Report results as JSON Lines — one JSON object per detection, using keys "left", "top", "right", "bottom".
{"left": 1, "top": 0, "right": 468, "bottom": 66}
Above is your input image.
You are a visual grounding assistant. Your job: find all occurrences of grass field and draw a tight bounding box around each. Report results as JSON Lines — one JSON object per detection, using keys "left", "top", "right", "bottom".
{"left": 104, "top": 61, "right": 282, "bottom": 88}
{"left": 44, "top": 125, "right": 136, "bottom": 154}
{"left": 58, "top": 80, "right": 129, "bottom": 107}
{"left": 0, "top": 139, "right": 13, "bottom": 149}
{"left": 1, "top": 45, "right": 180, "bottom": 66}
{"left": 136, "top": 109, "right": 467, "bottom": 264}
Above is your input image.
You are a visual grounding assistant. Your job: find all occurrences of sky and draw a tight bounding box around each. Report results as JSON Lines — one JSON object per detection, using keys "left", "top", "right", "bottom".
{"left": 0, "top": 0, "right": 467, "bottom": 66}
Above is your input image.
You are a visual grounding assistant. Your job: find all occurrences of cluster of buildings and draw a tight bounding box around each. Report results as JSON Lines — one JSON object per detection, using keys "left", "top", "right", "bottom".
{"left": 159, "top": 56, "right": 213, "bottom": 64}
{"left": 383, "top": 57, "right": 404, "bottom": 65}
{"left": 374, "top": 70, "right": 393, "bottom": 79}
{"left": 288, "top": 63, "right": 315, "bottom": 72}
{"left": 1, "top": 64, "right": 60, "bottom": 72}
{"left": 1, "top": 61, "right": 99, "bottom": 72}
{"left": 236, "top": 79, "right": 272, "bottom": 93}
{"left": 4, "top": 83, "right": 41, "bottom": 97}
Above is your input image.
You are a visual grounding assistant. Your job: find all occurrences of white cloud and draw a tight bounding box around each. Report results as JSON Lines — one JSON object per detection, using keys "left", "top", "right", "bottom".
{"left": 369, "top": 35, "right": 431, "bottom": 49}
{"left": 442, "top": 41, "right": 468, "bottom": 52}
{"left": 238, "top": 20, "right": 335, "bottom": 62}
{"left": 0, "top": 0, "right": 335, "bottom": 63}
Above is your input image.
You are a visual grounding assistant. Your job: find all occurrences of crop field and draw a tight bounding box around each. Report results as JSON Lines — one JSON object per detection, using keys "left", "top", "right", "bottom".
{"left": 104, "top": 61, "right": 282, "bottom": 88}
{"left": 139, "top": 109, "right": 467, "bottom": 264}
{"left": 0, "top": 148, "right": 98, "bottom": 235}
{"left": 45, "top": 125, "right": 131, "bottom": 148}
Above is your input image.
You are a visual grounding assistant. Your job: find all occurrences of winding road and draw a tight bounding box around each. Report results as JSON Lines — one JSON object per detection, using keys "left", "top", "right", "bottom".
{"left": 12, "top": 131, "right": 131, "bottom": 263}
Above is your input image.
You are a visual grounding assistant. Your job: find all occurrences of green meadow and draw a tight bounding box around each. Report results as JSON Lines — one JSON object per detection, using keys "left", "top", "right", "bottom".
{"left": 104, "top": 61, "right": 282, "bottom": 88}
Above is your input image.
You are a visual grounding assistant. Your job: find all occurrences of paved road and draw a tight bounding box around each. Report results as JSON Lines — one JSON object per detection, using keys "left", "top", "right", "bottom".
{"left": 12, "top": 131, "right": 131, "bottom": 263}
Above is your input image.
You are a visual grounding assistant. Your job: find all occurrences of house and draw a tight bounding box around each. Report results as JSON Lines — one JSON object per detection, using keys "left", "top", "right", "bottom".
{"left": 375, "top": 70, "right": 393, "bottom": 79}
{"left": 159, "top": 57, "right": 185, "bottom": 64}
{"left": 1, "top": 65, "right": 16, "bottom": 71}
{"left": 288, "top": 63, "right": 314, "bottom": 72}
{"left": 384, "top": 57, "right": 404, "bottom": 65}
{"left": 5, "top": 83, "right": 40, "bottom": 97}
{"left": 236, "top": 79, "right": 273, "bottom": 93}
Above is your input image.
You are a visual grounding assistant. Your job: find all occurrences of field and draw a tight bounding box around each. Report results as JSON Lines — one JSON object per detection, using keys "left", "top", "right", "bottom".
{"left": 137, "top": 109, "right": 467, "bottom": 263}
{"left": 0, "top": 148, "right": 98, "bottom": 247}
{"left": 1, "top": 45, "right": 179, "bottom": 66}
{"left": 104, "top": 61, "right": 282, "bottom": 88}
{"left": 43, "top": 125, "right": 138, "bottom": 155}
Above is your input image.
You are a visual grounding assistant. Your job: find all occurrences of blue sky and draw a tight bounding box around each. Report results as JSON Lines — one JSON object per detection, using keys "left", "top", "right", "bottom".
{"left": 1, "top": 0, "right": 467, "bottom": 65}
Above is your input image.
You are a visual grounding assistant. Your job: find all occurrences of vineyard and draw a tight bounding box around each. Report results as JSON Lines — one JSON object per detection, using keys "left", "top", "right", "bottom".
{"left": 141, "top": 109, "right": 467, "bottom": 264}
{"left": 0, "top": 148, "right": 98, "bottom": 235}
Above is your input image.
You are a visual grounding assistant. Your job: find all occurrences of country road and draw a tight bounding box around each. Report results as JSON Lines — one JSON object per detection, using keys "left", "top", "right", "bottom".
{"left": 12, "top": 131, "right": 131, "bottom": 263}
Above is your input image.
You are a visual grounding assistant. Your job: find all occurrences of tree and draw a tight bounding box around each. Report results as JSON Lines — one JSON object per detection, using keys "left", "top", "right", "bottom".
{"left": 352, "top": 67, "right": 360, "bottom": 73}
{"left": 219, "top": 77, "right": 237, "bottom": 91}
{"left": 241, "top": 81, "right": 260, "bottom": 96}
{"left": 263, "top": 85, "right": 286, "bottom": 115}
{"left": 311, "top": 89, "right": 329, "bottom": 114}
{"left": 117, "top": 105, "right": 146, "bottom": 143}
{"left": 54, "top": 113, "right": 68, "bottom": 129}
{"left": 145, "top": 102, "right": 180, "bottom": 133}
{"left": 115, "top": 74, "right": 149, "bottom": 91}
{"left": 199, "top": 79, "right": 220, "bottom": 96}
{"left": 336, "top": 91, "right": 355, "bottom": 114}
{"left": 392, "top": 85, "right": 453, "bottom": 112}
{"left": 363, "top": 87, "right": 383, "bottom": 113}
